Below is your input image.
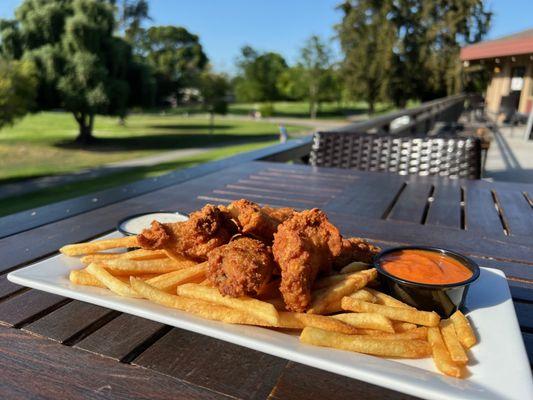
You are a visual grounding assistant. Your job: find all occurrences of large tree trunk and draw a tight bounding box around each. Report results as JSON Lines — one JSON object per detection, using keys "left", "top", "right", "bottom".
{"left": 74, "top": 113, "right": 95, "bottom": 144}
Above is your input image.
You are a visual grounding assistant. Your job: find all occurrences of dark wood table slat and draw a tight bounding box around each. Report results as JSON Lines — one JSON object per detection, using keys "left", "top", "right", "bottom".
{"left": 23, "top": 301, "right": 117, "bottom": 344}
{"left": 324, "top": 178, "right": 406, "bottom": 219}
{"left": 74, "top": 313, "right": 166, "bottom": 361}
{"left": 133, "top": 327, "right": 288, "bottom": 400}
{"left": 388, "top": 182, "right": 433, "bottom": 223}
{"left": 522, "top": 332, "right": 533, "bottom": 366}
{"left": 0, "top": 290, "right": 68, "bottom": 327}
{"left": 425, "top": 182, "right": 462, "bottom": 228}
{"left": 269, "top": 362, "right": 419, "bottom": 400}
{"left": 495, "top": 190, "right": 533, "bottom": 237}
{"left": 0, "top": 276, "right": 23, "bottom": 300}
{"left": 0, "top": 327, "right": 229, "bottom": 400}
{"left": 1, "top": 160, "right": 533, "bottom": 400}
{"left": 465, "top": 186, "right": 505, "bottom": 237}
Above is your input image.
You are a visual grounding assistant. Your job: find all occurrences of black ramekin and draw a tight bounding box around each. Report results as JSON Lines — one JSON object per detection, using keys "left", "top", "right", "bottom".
{"left": 374, "top": 246, "right": 480, "bottom": 318}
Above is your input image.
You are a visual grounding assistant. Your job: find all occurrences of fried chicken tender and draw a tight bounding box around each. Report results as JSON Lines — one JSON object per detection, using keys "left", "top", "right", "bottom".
{"left": 334, "top": 237, "right": 381, "bottom": 268}
{"left": 207, "top": 236, "right": 275, "bottom": 297}
{"left": 227, "top": 199, "right": 294, "bottom": 243}
{"left": 272, "top": 209, "right": 342, "bottom": 312}
{"left": 137, "top": 204, "right": 237, "bottom": 261}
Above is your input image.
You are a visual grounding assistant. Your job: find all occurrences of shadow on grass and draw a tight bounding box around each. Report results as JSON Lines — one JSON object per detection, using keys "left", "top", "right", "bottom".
{"left": 53, "top": 133, "right": 278, "bottom": 152}
{"left": 147, "top": 124, "right": 235, "bottom": 130}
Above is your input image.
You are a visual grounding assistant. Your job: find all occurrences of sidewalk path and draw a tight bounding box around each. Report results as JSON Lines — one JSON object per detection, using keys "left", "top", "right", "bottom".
{"left": 0, "top": 147, "right": 210, "bottom": 200}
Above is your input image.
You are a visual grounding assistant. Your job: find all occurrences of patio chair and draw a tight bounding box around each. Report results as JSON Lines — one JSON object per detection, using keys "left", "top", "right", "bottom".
{"left": 309, "top": 132, "right": 482, "bottom": 179}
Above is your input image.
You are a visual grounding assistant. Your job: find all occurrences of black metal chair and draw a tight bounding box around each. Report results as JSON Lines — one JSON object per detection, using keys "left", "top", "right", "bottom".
{"left": 309, "top": 132, "right": 482, "bottom": 179}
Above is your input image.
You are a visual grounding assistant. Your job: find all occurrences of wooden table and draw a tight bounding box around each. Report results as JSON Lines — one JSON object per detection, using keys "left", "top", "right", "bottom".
{"left": 1, "top": 160, "right": 531, "bottom": 399}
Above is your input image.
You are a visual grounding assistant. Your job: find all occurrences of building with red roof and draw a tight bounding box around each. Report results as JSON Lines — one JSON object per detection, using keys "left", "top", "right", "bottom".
{"left": 461, "top": 29, "right": 533, "bottom": 116}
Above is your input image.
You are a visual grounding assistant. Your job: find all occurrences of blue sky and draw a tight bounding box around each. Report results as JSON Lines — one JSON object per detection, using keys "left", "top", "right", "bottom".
{"left": 1, "top": 0, "right": 533, "bottom": 74}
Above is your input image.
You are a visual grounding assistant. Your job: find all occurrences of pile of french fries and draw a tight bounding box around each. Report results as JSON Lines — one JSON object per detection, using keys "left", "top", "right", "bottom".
{"left": 61, "top": 237, "right": 478, "bottom": 379}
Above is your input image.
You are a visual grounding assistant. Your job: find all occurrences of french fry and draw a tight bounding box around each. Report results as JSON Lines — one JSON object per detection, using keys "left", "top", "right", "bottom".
{"left": 441, "top": 319, "right": 469, "bottom": 364}
{"left": 450, "top": 310, "right": 477, "bottom": 348}
{"left": 362, "top": 327, "right": 428, "bottom": 340}
{"left": 146, "top": 263, "right": 208, "bottom": 292}
{"left": 60, "top": 236, "right": 138, "bottom": 256}
{"left": 164, "top": 249, "right": 194, "bottom": 263}
{"left": 70, "top": 268, "right": 156, "bottom": 287}
{"left": 314, "top": 271, "right": 375, "bottom": 290}
{"left": 130, "top": 277, "right": 271, "bottom": 325}
{"left": 81, "top": 249, "right": 168, "bottom": 264}
{"left": 428, "top": 326, "right": 463, "bottom": 378}
{"left": 342, "top": 298, "right": 440, "bottom": 326}
{"left": 308, "top": 269, "right": 377, "bottom": 315}
{"left": 278, "top": 312, "right": 360, "bottom": 335}
{"left": 300, "top": 327, "right": 431, "bottom": 358}
{"left": 100, "top": 258, "right": 196, "bottom": 275}
{"left": 320, "top": 288, "right": 377, "bottom": 314}
{"left": 86, "top": 263, "right": 141, "bottom": 298}
{"left": 339, "top": 261, "right": 370, "bottom": 273}
{"left": 366, "top": 288, "right": 415, "bottom": 309}
{"left": 392, "top": 321, "right": 417, "bottom": 332}
{"left": 69, "top": 269, "right": 106, "bottom": 288}
{"left": 332, "top": 312, "right": 395, "bottom": 333}
{"left": 177, "top": 283, "right": 280, "bottom": 325}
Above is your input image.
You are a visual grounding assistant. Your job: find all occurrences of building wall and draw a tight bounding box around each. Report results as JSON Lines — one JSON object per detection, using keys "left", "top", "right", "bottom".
{"left": 484, "top": 56, "right": 533, "bottom": 115}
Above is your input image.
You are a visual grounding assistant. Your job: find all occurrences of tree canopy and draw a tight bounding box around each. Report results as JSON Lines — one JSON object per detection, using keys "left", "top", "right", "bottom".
{"left": 137, "top": 25, "right": 208, "bottom": 104}
{"left": 234, "top": 46, "right": 288, "bottom": 102}
{"left": 337, "top": 0, "right": 491, "bottom": 109}
{"left": 0, "top": 59, "right": 37, "bottom": 128}
{"left": 0, "top": 0, "right": 156, "bottom": 143}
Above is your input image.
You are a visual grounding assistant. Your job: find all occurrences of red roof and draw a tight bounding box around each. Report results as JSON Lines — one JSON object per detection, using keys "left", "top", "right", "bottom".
{"left": 460, "top": 29, "right": 533, "bottom": 61}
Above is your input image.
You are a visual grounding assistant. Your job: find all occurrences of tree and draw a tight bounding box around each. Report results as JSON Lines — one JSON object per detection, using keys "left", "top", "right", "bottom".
{"left": 276, "top": 65, "right": 307, "bottom": 101}
{"left": 234, "top": 46, "right": 288, "bottom": 102}
{"left": 198, "top": 70, "right": 229, "bottom": 135}
{"left": 0, "top": 0, "right": 150, "bottom": 143}
{"left": 337, "top": 1, "right": 491, "bottom": 109}
{"left": 138, "top": 26, "right": 208, "bottom": 104}
{"left": 337, "top": 0, "right": 396, "bottom": 114}
{"left": 299, "top": 35, "right": 333, "bottom": 118}
{"left": 0, "top": 59, "right": 37, "bottom": 129}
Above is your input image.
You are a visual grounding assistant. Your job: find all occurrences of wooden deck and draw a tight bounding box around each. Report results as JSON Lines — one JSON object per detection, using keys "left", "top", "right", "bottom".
{"left": 0, "top": 159, "right": 531, "bottom": 399}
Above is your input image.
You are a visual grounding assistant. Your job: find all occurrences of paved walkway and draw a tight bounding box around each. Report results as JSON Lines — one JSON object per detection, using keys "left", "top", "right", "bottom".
{"left": 484, "top": 124, "right": 533, "bottom": 183}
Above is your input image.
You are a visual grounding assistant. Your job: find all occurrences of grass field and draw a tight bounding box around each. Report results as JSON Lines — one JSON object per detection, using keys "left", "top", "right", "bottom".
{"left": 0, "top": 112, "right": 302, "bottom": 182}
{"left": 0, "top": 112, "right": 303, "bottom": 216}
{"left": 228, "top": 101, "right": 395, "bottom": 119}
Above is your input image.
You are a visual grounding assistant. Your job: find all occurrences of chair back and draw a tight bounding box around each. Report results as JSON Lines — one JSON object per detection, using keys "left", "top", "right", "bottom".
{"left": 309, "top": 132, "right": 481, "bottom": 179}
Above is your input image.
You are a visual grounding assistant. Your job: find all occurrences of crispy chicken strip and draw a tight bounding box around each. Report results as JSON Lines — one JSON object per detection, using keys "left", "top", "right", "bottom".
{"left": 272, "top": 209, "right": 342, "bottom": 312}
{"left": 227, "top": 199, "right": 294, "bottom": 243}
{"left": 207, "top": 236, "right": 275, "bottom": 297}
{"left": 137, "top": 204, "right": 237, "bottom": 261}
{"left": 333, "top": 237, "right": 381, "bottom": 268}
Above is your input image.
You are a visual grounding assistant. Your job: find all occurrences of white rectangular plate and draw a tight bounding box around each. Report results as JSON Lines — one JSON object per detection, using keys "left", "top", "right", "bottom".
{"left": 8, "top": 232, "right": 533, "bottom": 400}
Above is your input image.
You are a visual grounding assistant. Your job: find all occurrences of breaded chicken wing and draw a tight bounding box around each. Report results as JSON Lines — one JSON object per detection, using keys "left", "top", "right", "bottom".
{"left": 207, "top": 236, "right": 275, "bottom": 297}
{"left": 272, "top": 209, "right": 342, "bottom": 312}
{"left": 227, "top": 199, "right": 294, "bottom": 243}
{"left": 137, "top": 204, "right": 237, "bottom": 261}
{"left": 334, "top": 237, "right": 381, "bottom": 268}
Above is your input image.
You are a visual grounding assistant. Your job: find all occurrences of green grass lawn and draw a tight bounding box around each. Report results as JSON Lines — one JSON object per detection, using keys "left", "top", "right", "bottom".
{"left": 0, "top": 111, "right": 303, "bottom": 182}
{"left": 228, "top": 101, "right": 395, "bottom": 119}
{"left": 0, "top": 111, "right": 304, "bottom": 216}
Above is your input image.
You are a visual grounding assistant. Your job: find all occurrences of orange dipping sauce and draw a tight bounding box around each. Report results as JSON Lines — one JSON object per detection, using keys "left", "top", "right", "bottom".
{"left": 381, "top": 249, "right": 473, "bottom": 285}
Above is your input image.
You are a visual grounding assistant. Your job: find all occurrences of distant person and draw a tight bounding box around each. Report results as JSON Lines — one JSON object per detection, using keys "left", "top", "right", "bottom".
{"left": 279, "top": 124, "right": 288, "bottom": 143}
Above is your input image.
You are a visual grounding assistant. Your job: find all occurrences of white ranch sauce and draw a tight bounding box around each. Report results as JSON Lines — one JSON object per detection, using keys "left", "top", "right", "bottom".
{"left": 120, "top": 212, "right": 189, "bottom": 235}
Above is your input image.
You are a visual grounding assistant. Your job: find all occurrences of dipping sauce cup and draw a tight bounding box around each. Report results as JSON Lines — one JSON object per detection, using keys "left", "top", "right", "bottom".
{"left": 374, "top": 246, "right": 480, "bottom": 318}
